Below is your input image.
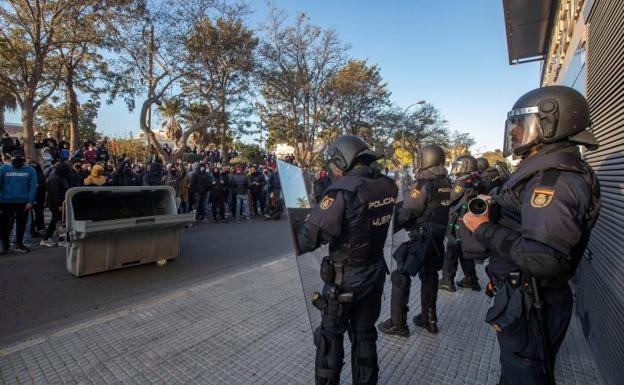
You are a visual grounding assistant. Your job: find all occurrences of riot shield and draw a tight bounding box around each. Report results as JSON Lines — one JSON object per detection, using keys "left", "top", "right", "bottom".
{"left": 390, "top": 182, "right": 409, "bottom": 273}
{"left": 277, "top": 160, "right": 326, "bottom": 330}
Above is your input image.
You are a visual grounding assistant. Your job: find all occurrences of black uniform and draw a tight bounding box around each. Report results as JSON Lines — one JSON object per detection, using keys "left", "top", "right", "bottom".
{"left": 384, "top": 165, "right": 451, "bottom": 332}
{"left": 441, "top": 172, "right": 486, "bottom": 290}
{"left": 297, "top": 165, "right": 397, "bottom": 385}
{"left": 472, "top": 144, "right": 599, "bottom": 385}
{"left": 479, "top": 166, "right": 505, "bottom": 194}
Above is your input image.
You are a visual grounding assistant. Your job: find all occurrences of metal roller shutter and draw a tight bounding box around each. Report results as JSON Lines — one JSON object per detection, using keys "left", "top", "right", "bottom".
{"left": 578, "top": 0, "right": 624, "bottom": 383}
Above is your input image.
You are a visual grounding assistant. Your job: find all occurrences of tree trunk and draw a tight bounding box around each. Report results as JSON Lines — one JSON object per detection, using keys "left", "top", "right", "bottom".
{"left": 173, "top": 115, "right": 211, "bottom": 160}
{"left": 0, "top": 101, "right": 5, "bottom": 137}
{"left": 140, "top": 98, "right": 169, "bottom": 162}
{"left": 219, "top": 95, "right": 227, "bottom": 156}
{"left": 66, "top": 69, "right": 80, "bottom": 152}
{"left": 21, "top": 96, "right": 36, "bottom": 159}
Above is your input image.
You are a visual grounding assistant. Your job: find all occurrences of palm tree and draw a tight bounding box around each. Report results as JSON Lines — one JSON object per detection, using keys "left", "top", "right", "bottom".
{"left": 159, "top": 98, "right": 183, "bottom": 143}
{"left": 0, "top": 89, "right": 17, "bottom": 136}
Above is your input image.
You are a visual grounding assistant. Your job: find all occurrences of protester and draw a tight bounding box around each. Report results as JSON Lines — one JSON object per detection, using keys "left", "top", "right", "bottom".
{"left": 40, "top": 162, "right": 70, "bottom": 247}
{"left": 0, "top": 150, "right": 38, "bottom": 253}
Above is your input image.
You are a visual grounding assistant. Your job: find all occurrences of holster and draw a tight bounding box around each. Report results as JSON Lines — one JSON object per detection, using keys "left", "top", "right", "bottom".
{"left": 485, "top": 272, "right": 526, "bottom": 333}
{"left": 312, "top": 285, "right": 354, "bottom": 319}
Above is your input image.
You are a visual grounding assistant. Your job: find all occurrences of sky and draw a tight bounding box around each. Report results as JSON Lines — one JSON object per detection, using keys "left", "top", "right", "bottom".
{"left": 6, "top": 0, "right": 541, "bottom": 153}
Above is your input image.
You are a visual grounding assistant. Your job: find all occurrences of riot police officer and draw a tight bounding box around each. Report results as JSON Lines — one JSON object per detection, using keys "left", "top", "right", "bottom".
{"left": 378, "top": 145, "right": 451, "bottom": 336}
{"left": 463, "top": 86, "right": 600, "bottom": 385}
{"left": 439, "top": 155, "right": 485, "bottom": 292}
{"left": 477, "top": 157, "right": 506, "bottom": 193}
{"left": 296, "top": 135, "right": 398, "bottom": 385}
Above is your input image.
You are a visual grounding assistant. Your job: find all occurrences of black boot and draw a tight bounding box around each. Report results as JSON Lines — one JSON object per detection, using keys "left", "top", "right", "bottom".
{"left": 439, "top": 281, "right": 456, "bottom": 292}
{"left": 413, "top": 308, "right": 438, "bottom": 334}
{"left": 378, "top": 318, "right": 410, "bottom": 337}
{"left": 379, "top": 273, "right": 411, "bottom": 337}
{"left": 456, "top": 277, "right": 481, "bottom": 291}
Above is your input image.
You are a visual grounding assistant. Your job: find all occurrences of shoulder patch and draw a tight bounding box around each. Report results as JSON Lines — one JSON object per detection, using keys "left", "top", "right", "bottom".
{"left": 530, "top": 188, "right": 555, "bottom": 208}
{"left": 454, "top": 185, "right": 463, "bottom": 194}
{"left": 410, "top": 187, "right": 421, "bottom": 199}
{"left": 320, "top": 196, "right": 334, "bottom": 210}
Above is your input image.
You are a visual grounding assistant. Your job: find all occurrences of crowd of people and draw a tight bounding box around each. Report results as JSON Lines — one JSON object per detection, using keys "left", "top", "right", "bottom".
{"left": 0, "top": 133, "right": 285, "bottom": 254}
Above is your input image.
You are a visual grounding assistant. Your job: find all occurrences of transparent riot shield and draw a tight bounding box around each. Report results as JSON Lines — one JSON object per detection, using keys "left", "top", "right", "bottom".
{"left": 277, "top": 160, "right": 326, "bottom": 330}
{"left": 390, "top": 184, "right": 409, "bottom": 273}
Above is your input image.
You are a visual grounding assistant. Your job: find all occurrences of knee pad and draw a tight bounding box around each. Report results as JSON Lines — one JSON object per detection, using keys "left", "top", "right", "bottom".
{"left": 352, "top": 328, "right": 379, "bottom": 373}
{"left": 391, "top": 270, "right": 410, "bottom": 289}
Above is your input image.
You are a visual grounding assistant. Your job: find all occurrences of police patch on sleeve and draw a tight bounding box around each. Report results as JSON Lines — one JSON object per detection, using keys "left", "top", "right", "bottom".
{"left": 530, "top": 188, "right": 555, "bottom": 208}
{"left": 320, "top": 196, "right": 334, "bottom": 210}
{"left": 454, "top": 185, "right": 463, "bottom": 194}
{"left": 410, "top": 187, "right": 421, "bottom": 199}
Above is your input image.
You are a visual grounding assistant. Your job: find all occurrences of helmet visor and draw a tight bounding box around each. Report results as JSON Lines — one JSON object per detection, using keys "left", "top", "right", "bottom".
{"left": 503, "top": 111, "right": 543, "bottom": 157}
{"left": 450, "top": 160, "right": 466, "bottom": 176}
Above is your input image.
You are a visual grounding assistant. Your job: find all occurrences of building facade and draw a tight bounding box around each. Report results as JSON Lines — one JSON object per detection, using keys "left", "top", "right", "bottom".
{"left": 503, "top": 1, "right": 623, "bottom": 384}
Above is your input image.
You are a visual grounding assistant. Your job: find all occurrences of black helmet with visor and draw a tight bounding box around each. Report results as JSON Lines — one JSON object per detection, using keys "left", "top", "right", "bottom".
{"left": 504, "top": 86, "right": 598, "bottom": 158}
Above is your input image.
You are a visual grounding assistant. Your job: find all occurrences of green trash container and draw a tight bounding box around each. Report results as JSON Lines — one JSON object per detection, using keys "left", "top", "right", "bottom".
{"left": 64, "top": 186, "right": 195, "bottom": 277}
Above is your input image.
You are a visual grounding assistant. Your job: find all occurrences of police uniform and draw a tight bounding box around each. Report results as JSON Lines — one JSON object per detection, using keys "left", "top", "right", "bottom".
{"left": 297, "top": 165, "right": 398, "bottom": 385}
{"left": 471, "top": 143, "right": 599, "bottom": 384}
{"left": 441, "top": 172, "right": 486, "bottom": 290}
{"left": 378, "top": 165, "right": 450, "bottom": 335}
{"left": 479, "top": 166, "right": 505, "bottom": 194}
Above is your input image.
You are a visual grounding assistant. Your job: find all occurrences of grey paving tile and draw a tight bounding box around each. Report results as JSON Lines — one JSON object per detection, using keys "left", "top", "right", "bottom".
{"left": 0, "top": 255, "right": 601, "bottom": 385}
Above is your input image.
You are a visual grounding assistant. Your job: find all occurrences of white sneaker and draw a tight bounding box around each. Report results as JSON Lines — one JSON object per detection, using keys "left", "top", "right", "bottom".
{"left": 58, "top": 241, "right": 69, "bottom": 247}
{"left": 40, "top": 239, "right": 57, "bottom": 247}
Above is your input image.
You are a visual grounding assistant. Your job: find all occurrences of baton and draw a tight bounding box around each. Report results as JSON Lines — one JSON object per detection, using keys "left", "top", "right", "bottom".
{"left": 531, "top": 277, "right": 556, "bottom": 385}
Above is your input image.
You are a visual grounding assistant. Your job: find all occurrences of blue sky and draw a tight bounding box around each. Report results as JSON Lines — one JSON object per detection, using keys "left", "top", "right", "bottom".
{"left": 6, "top": 0, "right": 540, "bottom": 153}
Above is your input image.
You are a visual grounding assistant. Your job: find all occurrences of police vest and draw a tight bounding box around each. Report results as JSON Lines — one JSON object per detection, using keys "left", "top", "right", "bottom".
{"left": 489, "top": 147, "right": 600, "bottom": 281}
{"left": 408, "top": 176, "right": 451, "bottom": 234}
{"left": 326, "top": 171, "right": 398, "bottom": 267}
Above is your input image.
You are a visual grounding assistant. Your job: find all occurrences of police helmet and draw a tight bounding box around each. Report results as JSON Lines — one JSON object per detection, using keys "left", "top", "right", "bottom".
{"left": 476, "top": 158, "right": 489, "bottom": 173}
{"left": 416, "top": 144, "right": 445, "bottom": 170}
{"left": 504, "top": 85, "right": 599, "bottom": 158}
{"left": 450, "top": 155, "right": 477, "bottom": 176}
{"left": 324, "top": 135, "right": 382, "bottom": 172}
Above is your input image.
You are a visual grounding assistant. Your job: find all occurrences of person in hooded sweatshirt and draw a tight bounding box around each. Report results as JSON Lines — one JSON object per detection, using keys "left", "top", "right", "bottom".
{"left": 83, "top": 164, "right": 108, "bottom": 186}
{"left": 210, "top": 167, "right": 227, "bottom": 222}
{"left": 40, "top": 162, "right": 70, "bottom": 247}
{"left": 190, "top": 164, "right": 213, "bottom": 220}
{"left": 187, "top": 162, "right": 200, "bottom": 211}
{"left": 143, "top": 160, "right": 165, "bottom": 186}
{"left": 28, "top": 159, "right": 47, "bottom": 237}
{"left": 0, "top": 150, "right": 38, "bottom": 253}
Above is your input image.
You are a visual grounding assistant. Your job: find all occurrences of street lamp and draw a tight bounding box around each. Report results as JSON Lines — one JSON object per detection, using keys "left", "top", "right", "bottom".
{"left": 401, "top": 100, "right": 426, "bottom": 173}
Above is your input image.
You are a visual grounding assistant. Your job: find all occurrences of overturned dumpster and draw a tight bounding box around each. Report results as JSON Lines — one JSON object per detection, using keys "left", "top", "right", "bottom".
{"left": 64, "top": 186, "right": 195, "bottom": 277}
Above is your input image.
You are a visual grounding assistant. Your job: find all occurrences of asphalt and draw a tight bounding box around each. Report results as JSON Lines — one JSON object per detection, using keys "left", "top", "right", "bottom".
{"left": 0, "top": 217, "right": 292, "bottom": 346}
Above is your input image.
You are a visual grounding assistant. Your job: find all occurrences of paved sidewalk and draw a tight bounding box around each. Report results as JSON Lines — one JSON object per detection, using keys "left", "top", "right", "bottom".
{"left": 0, "top": 256, "right": 600, "bottom": 385}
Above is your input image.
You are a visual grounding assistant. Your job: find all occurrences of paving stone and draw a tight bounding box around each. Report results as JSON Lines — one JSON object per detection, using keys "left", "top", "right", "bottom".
{"left": 0, "top": 255, "right": 601, "bottom": 385}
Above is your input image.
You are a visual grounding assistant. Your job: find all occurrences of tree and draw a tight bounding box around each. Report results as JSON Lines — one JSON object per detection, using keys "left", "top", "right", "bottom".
{"left": 328, "top": 60, "right": 390, "bottom": 137}
{"left": 0, "top": 87, "right": 17, "bottom": 136}
{"left": 182, "top": 15, "right": 257, "bottom": 154}
{"left": 159, "top": 98, "right": 183, "bottom": 143}
{"left": 481, "top": 149, "right": 511, "bottom": 169}
{"left": 0, "top": 0, "right": 76, "bottom": 158}
{"left": 105, "top": 1, "right": 189, "bottom": 161}
{"left": 390, "top": 103, "right": 449, "bottom": 168}
{"left": 258, "top": 11, "right": 349, "bottom": 168}
{"left": 34, "top": 98, "right": 100, "bottom": 142}
{"left": 55, "top": 1, "right": 124, "bottom": 151}
{"left": 445, "top": 131, "right": 476, "bottom": 165}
